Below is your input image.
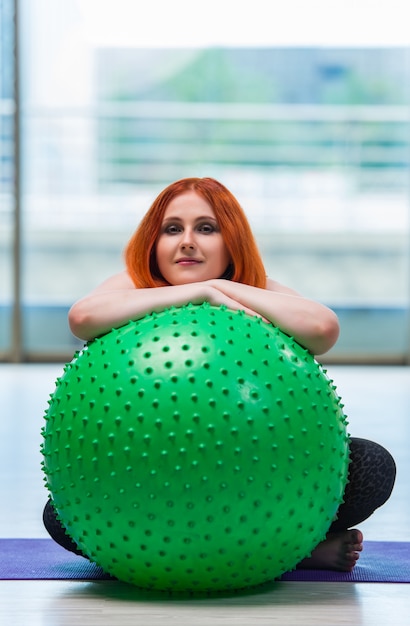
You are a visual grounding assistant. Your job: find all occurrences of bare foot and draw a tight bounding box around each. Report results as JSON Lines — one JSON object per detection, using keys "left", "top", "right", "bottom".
{"left": 297, "top": 529, "right": 364, "bottom": 572}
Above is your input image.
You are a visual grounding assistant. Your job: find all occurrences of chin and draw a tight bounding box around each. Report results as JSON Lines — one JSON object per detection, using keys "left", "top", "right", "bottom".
{"left": 169, "top": 274, "right": 210, "bottom": 286}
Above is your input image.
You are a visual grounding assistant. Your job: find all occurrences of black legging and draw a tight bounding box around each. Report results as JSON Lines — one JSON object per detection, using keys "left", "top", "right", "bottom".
{"left": 329, "top": 437, "right": 396, "bottom": 532}
{"left": 43, "top": 437, "right": 396, "bottom": 555}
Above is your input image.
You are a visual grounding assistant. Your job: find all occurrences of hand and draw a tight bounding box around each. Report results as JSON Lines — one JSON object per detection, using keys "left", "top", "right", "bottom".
{"left": 201, "top": 282, "right": 269, "bottom": 322}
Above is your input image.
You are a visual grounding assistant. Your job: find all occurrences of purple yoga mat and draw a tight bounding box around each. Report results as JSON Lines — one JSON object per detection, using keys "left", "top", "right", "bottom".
{"left": 0, "top": 539, "right": 409, "bottom": 583}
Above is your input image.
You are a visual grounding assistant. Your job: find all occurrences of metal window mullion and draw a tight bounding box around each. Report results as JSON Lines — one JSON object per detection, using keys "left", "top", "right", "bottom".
{"left": 11, "top": 0, "right": 22, "bottom": 362}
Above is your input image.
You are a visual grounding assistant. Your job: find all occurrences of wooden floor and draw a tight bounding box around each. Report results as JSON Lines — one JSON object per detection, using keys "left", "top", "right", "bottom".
{"left": 1, "top": 363, "right": 409, "bottom": 625}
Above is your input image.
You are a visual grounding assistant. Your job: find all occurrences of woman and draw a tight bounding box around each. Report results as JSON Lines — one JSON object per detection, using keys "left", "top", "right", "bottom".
{"left": 44, "top": 177, "right": 396, "bottom": 572}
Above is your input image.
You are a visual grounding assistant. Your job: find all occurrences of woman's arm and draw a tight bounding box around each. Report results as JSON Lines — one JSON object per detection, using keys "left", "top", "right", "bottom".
{"left": 69, "top": 271, "right": 339, "bottom": 354}
{"left": 204, "top": 278, "right": 340, "bottom": 355}
{"left": 68, "top": 271, "right": 260, "bottom": 341}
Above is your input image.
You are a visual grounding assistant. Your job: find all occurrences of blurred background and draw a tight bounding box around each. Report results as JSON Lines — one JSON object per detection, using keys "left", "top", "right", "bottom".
{"left": 1, "top": 0, "right": 410, "bottom": 362}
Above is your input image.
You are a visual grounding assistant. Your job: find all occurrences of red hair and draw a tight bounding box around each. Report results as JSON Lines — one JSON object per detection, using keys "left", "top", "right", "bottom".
{"left": 125, "top": 177, "right": 266, "bottom": 288}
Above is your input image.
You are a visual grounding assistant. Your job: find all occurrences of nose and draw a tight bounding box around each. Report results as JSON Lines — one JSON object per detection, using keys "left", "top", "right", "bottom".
{"left": 179, "top": 228, "right": 196, "bottom": 250}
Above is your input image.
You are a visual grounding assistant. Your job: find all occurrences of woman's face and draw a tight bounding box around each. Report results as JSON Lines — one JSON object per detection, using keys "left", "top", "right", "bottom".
{"left": 155, "top": 191, "right": 231, "bottom": 285}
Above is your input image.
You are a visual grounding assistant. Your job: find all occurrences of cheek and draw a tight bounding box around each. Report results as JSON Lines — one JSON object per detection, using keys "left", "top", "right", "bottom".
{"left": 216, "top": 243, "right": 231, "bottom": 268}
{"left": 155, "top": 238, "right": 170, "bottom": 263}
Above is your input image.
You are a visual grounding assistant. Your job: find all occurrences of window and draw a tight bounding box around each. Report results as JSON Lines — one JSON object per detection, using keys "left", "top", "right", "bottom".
{"left": 2, "top": 0, "right": 410, "bottom": 361}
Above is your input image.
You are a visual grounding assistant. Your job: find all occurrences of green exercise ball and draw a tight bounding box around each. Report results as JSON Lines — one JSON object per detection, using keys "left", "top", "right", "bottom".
{"left": 41, "top": 303, "right": 349, "bottom": 592}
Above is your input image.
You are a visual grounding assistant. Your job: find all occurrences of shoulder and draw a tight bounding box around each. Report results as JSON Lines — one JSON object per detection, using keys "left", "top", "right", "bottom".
{"left": 91, "top": 270, "right": 137, "bottom": 293}
{"left": 265, "top": 277, "right": 301, "bottom": 296}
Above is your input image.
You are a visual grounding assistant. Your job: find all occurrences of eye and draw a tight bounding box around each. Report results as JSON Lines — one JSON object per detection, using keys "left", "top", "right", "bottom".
{"left": 197, "top": 222, "right": 217, "bottom": 233}
{"left": 163, "top": 223, "right": 182, "bottom": 235}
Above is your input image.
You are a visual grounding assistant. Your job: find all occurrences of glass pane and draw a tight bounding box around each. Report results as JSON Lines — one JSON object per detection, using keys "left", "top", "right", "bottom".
{"left": 0, "top": 0, "right": 14, "bottom": 358}
{"left": 19, "top": 0, "right": 410, "bottom": 360}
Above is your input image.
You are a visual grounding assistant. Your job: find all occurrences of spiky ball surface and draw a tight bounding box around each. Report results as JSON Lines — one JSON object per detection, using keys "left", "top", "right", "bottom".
{"left": 42, "top": 304, "right": 349, "bottom": 592}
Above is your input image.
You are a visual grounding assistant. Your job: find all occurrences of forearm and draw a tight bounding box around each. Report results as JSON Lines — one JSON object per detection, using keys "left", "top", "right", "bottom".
{"left": 68, "top": 282, "right": 249, "bottom": 341}
{"left": 69, "top": 284, "right": 207, "bottom": 341}
{"left": 207, "top": 279, "right": 340, "bottom": 355}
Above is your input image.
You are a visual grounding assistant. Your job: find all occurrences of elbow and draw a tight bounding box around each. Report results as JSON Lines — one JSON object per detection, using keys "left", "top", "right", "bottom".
{"left": 68, "top": 302, "right": 95, "bottom": 341}
{"left": 311, "top": 311, "right": 340, "bottom": 355}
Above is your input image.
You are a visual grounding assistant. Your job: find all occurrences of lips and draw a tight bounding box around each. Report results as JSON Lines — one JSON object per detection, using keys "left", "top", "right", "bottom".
{"left": 176, "top": 258, "right": 202, "bottom": 265}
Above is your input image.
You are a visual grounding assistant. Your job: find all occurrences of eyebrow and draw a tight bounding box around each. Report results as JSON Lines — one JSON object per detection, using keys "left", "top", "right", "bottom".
{"left": 161, "top": 215, "right": 219, "bottom": 224}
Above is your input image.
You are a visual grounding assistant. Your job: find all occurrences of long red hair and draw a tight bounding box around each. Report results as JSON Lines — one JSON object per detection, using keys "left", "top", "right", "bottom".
{"left": 125, "top": 177, "right": 266, "bottom": 288}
